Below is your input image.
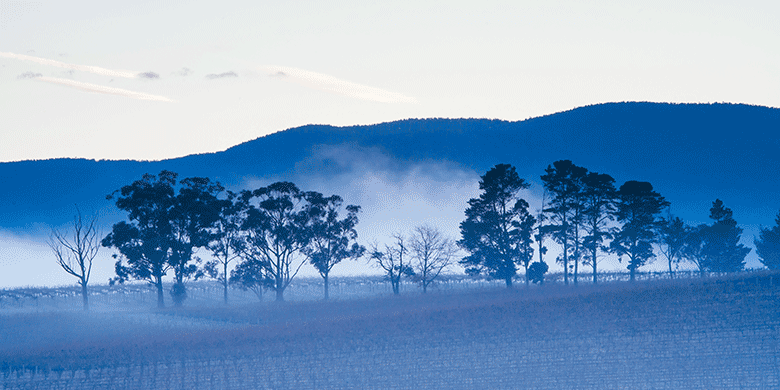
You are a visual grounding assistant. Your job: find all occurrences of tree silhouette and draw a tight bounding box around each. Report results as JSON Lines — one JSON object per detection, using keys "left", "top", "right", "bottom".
{"left": 701, "top": 199, "right": 750, "bottom": 272}
{"left": 103, "top": 171, "right": 176, "bottom": 308}
{"left": 533, "top": 191, "right": 553, "bottom": 274}
{"left": 527, "top": 261, "right": 549, "bottom": 284}
{"left": 459, "top": 164, "right": 535, "bottom": 287}
{"left": 167, "top": 177, "right": 223, "bottom": 306}
{"left": 49, "top": 207, "right": 100, "bottom": 311}
{"left": 239, "top": 182, "right": 312, "bottom": 302}
{"left": 682, "top": 224, "right": 708, "bottom": 277}
{"left": 370, "top": 233, "right": 414, "bottom": 295}
{"left": 409, "top": 225, "right": 458, "bottom": 292}
{"left": 658, "top": 213, "right": 688, "bottom": 278}
{"left": 755, "top": 210, "right": 780, "bottom": 270}
{"left": 580, "top": 172, "right": 617, "bottom": 284}
{"left": 541, "top": 160, "right": 588, "bottom": 285}
{"left": 229, "top": 256, "right": 274, "bottom": 301}
{"left": 204, "top": 190, "right": 246, "bottom": 304}
{"left": 304, "top": 193, "right": 365, "bottom": 300}
{"left": 610, "top": 181, "right": 669, "bottom": 281}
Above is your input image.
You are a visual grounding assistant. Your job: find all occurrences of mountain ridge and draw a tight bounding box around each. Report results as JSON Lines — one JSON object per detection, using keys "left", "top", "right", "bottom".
{"left": 1, "top": 101, "right": 779, "bottom": 231}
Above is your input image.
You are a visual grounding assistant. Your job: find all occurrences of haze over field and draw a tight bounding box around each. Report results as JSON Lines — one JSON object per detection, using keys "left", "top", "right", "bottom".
{"left": 3, "top": 3, "right": 780, "bottom": 389}
{"left": 0, "top": 102, "right": 779, "bottom": 288}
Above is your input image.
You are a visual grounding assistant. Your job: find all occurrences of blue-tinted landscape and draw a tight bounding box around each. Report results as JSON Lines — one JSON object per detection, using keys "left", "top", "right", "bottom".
{"left": 1, "top": 102, "right": 780, "bottom": 388}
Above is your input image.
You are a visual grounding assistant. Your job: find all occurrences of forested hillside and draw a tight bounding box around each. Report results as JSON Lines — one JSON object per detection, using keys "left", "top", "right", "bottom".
{"left": 1, "top": 102, "right": 778, "bottom": 230}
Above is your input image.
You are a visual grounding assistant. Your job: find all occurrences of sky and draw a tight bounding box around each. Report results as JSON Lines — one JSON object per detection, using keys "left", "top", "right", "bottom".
{"left": 1, "top": 1, "right": 779, "bottom": 288}
{"left": 1, "top": 0, "right": 779, "bottom": 162}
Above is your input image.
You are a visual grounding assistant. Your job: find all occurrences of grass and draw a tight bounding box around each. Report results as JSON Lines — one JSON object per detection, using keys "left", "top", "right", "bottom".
{"left": 1, "top": 271, "right": 779, "bottom": 389}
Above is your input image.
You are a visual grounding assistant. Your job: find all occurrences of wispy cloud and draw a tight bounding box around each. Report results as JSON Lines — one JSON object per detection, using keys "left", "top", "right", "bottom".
{"left": 35, "top": 77, "right": 174, "bottom": 102}
{"left": 205, "top": 71, "right": 238, "bottom": 80}
{"left": 0, "top": 52, "right": 138, "bottom": 78}
{"left": 137, "top": 71, "right": 160, "bottom": 79}
{"left": 17, "top": 71, "right": 42, "bottom": 79}
{"left": 262, "top": 66, "right": 417, "bottom": 104}
{"left": 175, "top": 67, "right": 192, "bottom": 76}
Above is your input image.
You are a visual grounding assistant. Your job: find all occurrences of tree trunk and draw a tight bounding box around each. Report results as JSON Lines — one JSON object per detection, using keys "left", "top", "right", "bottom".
{"left": 275, "top": 276, "right": 285, "bottom": 302}
{"left": 173, "top": 275, "right": 185, "bottom": 307}
{"left": 505, "top": 276, "right": 513, "bottom": 288}
{"left": 563, "top": 241, "right": 569, "bottom": 285}
{"left": 629, "top": 267, "right": 636, "bottom": 281}
{"left": 155, "top": 280, "right": 165, "bottom": 309}
{"left": 391, "top": 274, "right": 401, "bottom": 295}
{"left": 592, "top": 251, "right": 598, "bottom": 284}
{"left": 223, "top": 261, "right": 229, "bottom": 305}
{"left": 524, "top": 264, "right": 530, "bottom": 286}
{"left": 668, "top": 258, "right": 674, "bottom": 279}
{"left": 80, "top": 281, "right": 89, "bottom": 311}
{"left": 323, "top": 273, "right": 329, "bottom": 300}
{"left": 422, "top": 281, "right": 428, "bottom": 293}
{"left": 573, "top": 254, "right": 579, "bottom": 285}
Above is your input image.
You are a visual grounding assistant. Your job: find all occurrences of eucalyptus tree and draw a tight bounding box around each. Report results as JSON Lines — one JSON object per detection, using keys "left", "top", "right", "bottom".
{"left": 755, "top": 210, "right": 780, "bottom": 270}
{"left": 682, "top": 224, "right": 708, "bottom": 277}
{"left": 609, "top": 181, "right": 669, "bottom": 281}
{"left": 49, "top": 207, "right": 100, "bottom": 311}
{"left": 239, "top": 182, "right": 314, "bottom": 302}
{"left": 205, "top": 190, "right": 246, "bottom": 304}
{"left": 167, "top": 177, "right": 223, "bottom": 306}
{"left": 229, "top": 256, "right": 274, "bottom": 301}
{"left": 459, "top": 163, "right": 535, "bottom": 288}
{"left": 103, "top": 171, "right": 176, "bottom": 308}
{"left": 580, "top": 172, "right": 617, "bottom": 284}
{"left": 305, "top": 193, "right": 365, "bottom": 300}
{"left": 658, "top": 213, "right": 688, "bottom": 278}
{"left": 541, "top": 160, "right": 588, "bottom": 285}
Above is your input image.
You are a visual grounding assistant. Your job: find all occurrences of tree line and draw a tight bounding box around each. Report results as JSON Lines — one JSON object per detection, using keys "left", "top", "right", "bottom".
{"left": 460, "top": 161, "right": 776, "bottom": 289}
{"left": 48, "top": 162, "right": 780, "bottom": 310}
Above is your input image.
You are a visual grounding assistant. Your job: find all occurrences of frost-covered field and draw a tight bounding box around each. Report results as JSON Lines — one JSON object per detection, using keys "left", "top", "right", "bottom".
{"left": 2, "top": 272, "right": 779, "bottom": 389}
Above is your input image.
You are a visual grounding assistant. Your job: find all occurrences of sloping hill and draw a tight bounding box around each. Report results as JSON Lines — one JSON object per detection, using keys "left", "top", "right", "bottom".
{"left": 1, "top": 101, "right": 778, "bottom": 232}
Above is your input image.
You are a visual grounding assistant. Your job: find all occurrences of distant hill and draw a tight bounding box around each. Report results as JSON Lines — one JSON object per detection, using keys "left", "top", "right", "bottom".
{"left": 1, "top": 101, "right": 779, "bottom": 233}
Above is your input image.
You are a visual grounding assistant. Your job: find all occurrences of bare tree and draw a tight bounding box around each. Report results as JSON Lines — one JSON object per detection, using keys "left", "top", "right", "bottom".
{"left": 49, "top": 207, "right": 100, "bottom": 311}
{"left": 409, "top": 225, "right": 458, "bottom": 293}
{"left": 370, "top": 234, "right": 414, "bottom": 295}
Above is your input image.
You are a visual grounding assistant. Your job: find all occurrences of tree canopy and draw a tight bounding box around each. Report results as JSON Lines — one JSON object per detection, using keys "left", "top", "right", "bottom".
{"left": 304, "top": 193, "right": 365, "bottom": 300}
{"left": 755, "top": 211, "right": 780, "bottom": 270}
{"left": 609, "top": 181, "right": 669, "bottom": 281}
{"left": 700, "top": 199, "right": 750, "bottom": 272}
{"left": 540, "top": 160, "right": 588, "bottom": 285}
{"left": 459, "top": 164, "right": 535, "bottom": 287}
{"left": 238, "top": 182, "right": 314, "bottom": 302}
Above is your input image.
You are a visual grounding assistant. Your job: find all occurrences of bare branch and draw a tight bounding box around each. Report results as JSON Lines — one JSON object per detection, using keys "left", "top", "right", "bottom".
{"left": 48, "top": 207, "right": 101, "bottom": 310}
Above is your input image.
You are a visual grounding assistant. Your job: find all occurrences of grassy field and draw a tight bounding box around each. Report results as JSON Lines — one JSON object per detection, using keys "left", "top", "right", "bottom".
{"left": 1, "top": 272, "right": 779, "bottom": 389}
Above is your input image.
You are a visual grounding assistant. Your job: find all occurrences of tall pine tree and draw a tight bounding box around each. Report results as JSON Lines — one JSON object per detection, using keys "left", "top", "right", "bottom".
{"left": 755, "top": 211, "right": 780, "bottom": 270}
{"left": 701, "top": 199, "right": 750, "bottom": 272}
{"left": 610, "top": 181, "right": 668, "bottom": 281}
{"left": 459, "top": 164, "right": 535, "bottom": 287}
{"left": 540, "top": 160, "right": 587, "bottom": 285}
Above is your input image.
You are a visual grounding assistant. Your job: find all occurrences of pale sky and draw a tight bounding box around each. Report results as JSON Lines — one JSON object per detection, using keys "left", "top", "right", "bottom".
{"left": 1, "top": 0, "right": 778, "bottom": 162}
